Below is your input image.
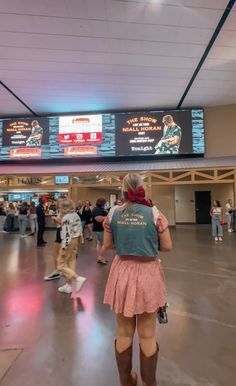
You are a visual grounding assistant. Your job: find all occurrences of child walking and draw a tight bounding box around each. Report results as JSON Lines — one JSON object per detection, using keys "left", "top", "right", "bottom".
{"left": 57, "top": 198, "right": 86, "bottom": 295}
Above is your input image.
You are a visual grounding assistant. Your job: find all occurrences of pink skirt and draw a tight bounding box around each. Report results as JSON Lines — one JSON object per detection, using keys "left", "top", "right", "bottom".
{"left": 103, "top": 255, "right": 167, "bottom": 317}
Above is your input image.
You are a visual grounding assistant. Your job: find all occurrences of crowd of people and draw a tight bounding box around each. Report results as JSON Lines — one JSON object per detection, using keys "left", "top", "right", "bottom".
{"left": 0, "top": 176, "right": 235, "bottom": 385}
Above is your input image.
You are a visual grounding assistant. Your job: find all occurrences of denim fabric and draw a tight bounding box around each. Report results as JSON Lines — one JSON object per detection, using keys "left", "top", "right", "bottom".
{"left": 212, "top": 215, "right": 223, "bottom": 237}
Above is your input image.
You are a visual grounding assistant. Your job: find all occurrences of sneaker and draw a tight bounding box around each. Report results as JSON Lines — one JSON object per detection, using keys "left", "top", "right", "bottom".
{"left": 58, "top": 283, "right": 72, "bottom": 293}
{"left": 44, "top": 270, "right": 61, "bottom": 281}
{"left": 214, "top": 237, "right": 218, "bottom": 242}
{"left": 218, "top": 237, "right": 223, "bottom": 242}
{"left": 76, "top": 276, "right": 87, "bottom": 292}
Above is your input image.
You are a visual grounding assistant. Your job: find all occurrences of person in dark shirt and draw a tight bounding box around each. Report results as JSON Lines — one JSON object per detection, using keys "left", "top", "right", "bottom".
{"left": 0, "top": 203, "right": 7, "bottom": 232}
{"left": 91, "top": 197, "right": 108, "bottom": 264}
{"left": 36, "top": 198, "right": 46, "bottom": 247}
{"left": 155, "top": 114, "right": 182, "bottom": 154}
{"left": 81, "top": 201, "right": 93, "bottom": 241}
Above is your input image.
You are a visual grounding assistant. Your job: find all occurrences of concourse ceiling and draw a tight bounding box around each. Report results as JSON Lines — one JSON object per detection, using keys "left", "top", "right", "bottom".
{"left": 0, "top": 0, "right": 236, "bottom": 117}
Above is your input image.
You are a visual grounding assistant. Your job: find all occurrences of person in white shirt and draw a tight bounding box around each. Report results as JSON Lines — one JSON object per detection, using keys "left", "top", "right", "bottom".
{"left": 57, "top": 198, "right": 86, "bottom": 295}
{"left": 210, "top": 200, "right": 224, "bottom": 242}
{"left": 225, "top": 199, "right": 234, "bottom": 232}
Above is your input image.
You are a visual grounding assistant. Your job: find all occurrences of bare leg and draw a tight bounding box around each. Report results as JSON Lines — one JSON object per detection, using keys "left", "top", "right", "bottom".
{"left": 53, "top": 242, "right": 61, "bottom": 269}
{"left": 116, "top": 314, "right": 136, "bottom": 352}
{"left": 87, "top": 223, "right": 93, "bottom": 240}
{"left": 137, "top": 312, "right": 157, "bottom": 357}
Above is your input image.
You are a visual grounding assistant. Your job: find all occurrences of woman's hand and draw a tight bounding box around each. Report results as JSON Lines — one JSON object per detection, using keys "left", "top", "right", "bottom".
{"left": 159, "top": 228, "right": 172, "bottom": 252}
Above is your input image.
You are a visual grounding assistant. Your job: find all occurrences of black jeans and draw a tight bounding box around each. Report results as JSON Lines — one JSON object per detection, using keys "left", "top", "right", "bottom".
{"left": 37, "top": 221, "right": 45, "bottom": 245}
{"left": 6, "top": 214, "right": 15, "bottom": 231}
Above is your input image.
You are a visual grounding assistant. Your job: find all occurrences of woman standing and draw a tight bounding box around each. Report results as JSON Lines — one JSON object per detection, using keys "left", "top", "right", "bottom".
{"left": 81, "top": 201, "right": 93, "bottom": 241}
{"left": 0, "top": 203, "right": 7, "bottom": 232}
{"left": 28, "top": 201, "right": 37, "bottom": 235}
{"left": 18, "top": 201, "right": 29, "bottom": 238}
{"left": 210, "top": 200, "right": 224, "bottom": 242}
{"left": 103, "top": 174, "right": 172, "bottom": 386}
{"left": 6, "top": 202, "right": 15, "bottom": 232}
{"left": 225, "top": 199, "right": 234, "bottom": 232}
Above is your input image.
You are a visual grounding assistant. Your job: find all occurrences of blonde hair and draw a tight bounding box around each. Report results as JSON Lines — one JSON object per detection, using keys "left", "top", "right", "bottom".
{"left": 9, "top": 202, "right": 15, "bottom": 210}
{"left": 122, "top": 173, "right": 147, "bottom": 201}
{"left": 60, "top": 198, "right": 75, "bottom": 215}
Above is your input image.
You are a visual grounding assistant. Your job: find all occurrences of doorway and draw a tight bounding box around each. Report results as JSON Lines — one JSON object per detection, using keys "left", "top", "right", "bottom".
{"left": 195, "top": 191, "right": 211, "bottom": 224}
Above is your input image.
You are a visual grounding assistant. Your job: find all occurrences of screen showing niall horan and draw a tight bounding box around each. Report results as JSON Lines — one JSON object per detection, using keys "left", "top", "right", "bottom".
{"left": 0, "top": 117, "right": 49, "bottom": 159}
{"left": 0, "top": 109, "right": 204, "bottom": 161}
{"left": 115, "top": 109, "right": 204, "bottom": 157}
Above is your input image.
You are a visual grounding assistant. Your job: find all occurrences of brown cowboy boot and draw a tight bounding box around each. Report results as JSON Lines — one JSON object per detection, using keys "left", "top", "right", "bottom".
{"left": 140, "top": 343, "right": 159, "bottom": 386}
{"left": 115, "top": 341, "right": 138, "bottom": 386}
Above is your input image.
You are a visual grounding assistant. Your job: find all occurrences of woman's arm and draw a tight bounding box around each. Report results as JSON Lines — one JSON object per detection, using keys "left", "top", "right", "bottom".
{"left": 103, "top": 216, "right": 115, "bottom": 249}
{"left": 154, "top": 208, "right": 172, "bottom": 252}
{"left": 159, "top": 228, "right": 172, "bottom": 252}
{"left": 103, "top": 229, "right": 115, "bottom": 249}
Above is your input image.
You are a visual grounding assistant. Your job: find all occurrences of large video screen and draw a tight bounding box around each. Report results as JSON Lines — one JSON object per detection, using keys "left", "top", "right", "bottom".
{"left": 0, "top": 109, "right": 204, "bottom": 161}
{"left": 115, "top": 109, "right": 204, "bottom": 156}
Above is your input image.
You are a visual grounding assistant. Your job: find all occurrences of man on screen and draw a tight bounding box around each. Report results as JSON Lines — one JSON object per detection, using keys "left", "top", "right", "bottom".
{"left": 26, "top": 120, "right": 43, "bottom": 147}
{"left": 155, "top": 115, "right": 182, "bottom": 154}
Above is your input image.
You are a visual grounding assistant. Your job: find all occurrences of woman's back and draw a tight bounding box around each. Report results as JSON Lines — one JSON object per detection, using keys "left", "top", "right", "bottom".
{"left": 110, "top": 203, "right": 158, "bottom": 257}
{"left": 29, "top": 205, "right": 36, "bottom": 214}
{"left": 19, "top": 205, "right": 28, "bottom": 215}
{"left": 81, "top": 206, "right": 92, "bottom": 221}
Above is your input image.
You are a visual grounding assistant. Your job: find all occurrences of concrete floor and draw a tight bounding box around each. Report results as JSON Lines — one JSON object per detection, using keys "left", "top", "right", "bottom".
{"left": 0, "top": 225, "right": 235, "bottom": 386}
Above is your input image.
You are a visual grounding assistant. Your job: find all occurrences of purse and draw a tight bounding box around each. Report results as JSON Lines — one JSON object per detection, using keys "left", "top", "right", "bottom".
{"left": 157, "top": 303, "right": 168, "bottom": 324}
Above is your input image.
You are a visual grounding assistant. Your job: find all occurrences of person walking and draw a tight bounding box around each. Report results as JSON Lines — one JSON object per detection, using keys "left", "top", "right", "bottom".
{"left": 28, "top": 201, "right": 37, "bottom": 235}
{"left": 210, "top": 200, "right": 224, "bottom": 242}
{"left": 36, "top": 198, "right": 46, "bottom": 247}
{"left": 225, "top": 199, "right": 234, "bottom": 232}
{"left": 91, "top": 197, "right": 108, "bottom": 265}
{"left": 6, "top": 202, "right": 15, "bottom": 232}
{"left": 18, "top": 201, "right": 29, "bottom": 238}
{"left": 103, "top": 173, "right": 172, "bottom": 386}
{"left": 57, "top": 198, "right": 86, "bottom": 295}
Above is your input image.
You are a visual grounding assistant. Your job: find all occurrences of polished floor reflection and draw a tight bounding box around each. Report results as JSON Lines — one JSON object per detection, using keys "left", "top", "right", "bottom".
{"left": 0, "top": 225, "right": 236, "bottom": 386}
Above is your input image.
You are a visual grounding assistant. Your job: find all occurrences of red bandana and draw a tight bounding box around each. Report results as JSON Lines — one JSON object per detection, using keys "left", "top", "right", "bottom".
{"left": 127, "top": 187, "right": 152, "bottom": 207}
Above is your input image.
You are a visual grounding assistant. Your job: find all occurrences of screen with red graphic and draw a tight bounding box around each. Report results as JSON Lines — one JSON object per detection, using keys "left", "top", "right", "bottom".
{"left": 58, "top": 115, "right": 103, "bottom": 145}
{"left": 0, "top": 109, "right": 204, "bottom": 161}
